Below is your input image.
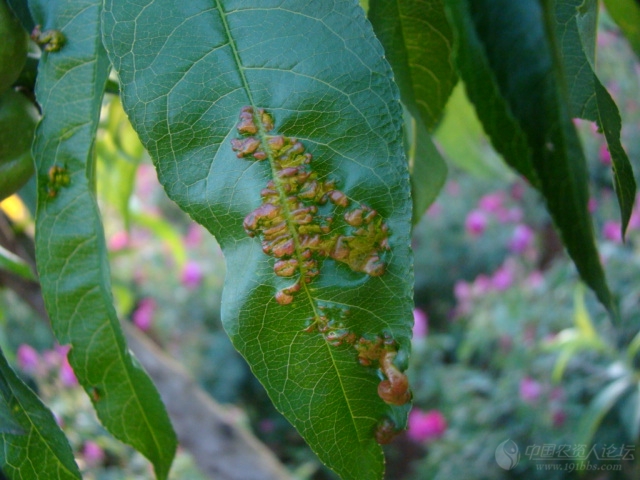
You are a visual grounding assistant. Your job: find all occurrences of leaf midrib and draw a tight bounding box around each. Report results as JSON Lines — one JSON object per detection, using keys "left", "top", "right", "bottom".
{"left": 214, "top": 0, "right": 362, "bottom": 440}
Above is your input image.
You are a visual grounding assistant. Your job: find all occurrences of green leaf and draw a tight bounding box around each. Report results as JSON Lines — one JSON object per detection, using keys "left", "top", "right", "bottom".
{"left": 555, "top": 0, "right": 636, "bottom": 238}
{"left": 603, "top": 0, "right": 640, "bottom": 59}
{"left": 102, "top": 2, "right": 413, "bottom": 479}
{"left": 97, "top": 96, "right": 146, "bottom": 231}
{"left": 444, "top": 0, "right": 616, "bottom": 316}
{"left": 0, "top": 346, "right": 81, "bottom": 479}
{"left": 405, "top": 111, "right": 447, "bottom": 224}
{"left": 29, "top": 1, "right": 176, "bottom": 478}
{"left": 434, "top": 82, "right": 510, "bottom": 178}
{"left": 577, "top": 375, "right": 633, "bottom": 446}
{"left": 368, "top": 0, "right": 457, "bottom": 130}
{"left": 0, "top": 245, "right": 35, "bottom": 281}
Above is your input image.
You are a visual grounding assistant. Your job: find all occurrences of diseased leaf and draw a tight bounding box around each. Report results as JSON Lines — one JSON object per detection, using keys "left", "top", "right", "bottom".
{"left": 555, "top": 0, "right": 636, "bottom": 237}
{"left": 102, "top": 2, "right": 413, "bottom": 479}
{"left": 29, "top": 1, "right": 176, "bottom": 478}
{"left": 369, "top": 0, "right": 457, "bottom": 130}
{"left": 444, "top": 0, "right": 616, "bottom": 315}
{"left": 0, "top": 346, "right": 81, "bottom": 479}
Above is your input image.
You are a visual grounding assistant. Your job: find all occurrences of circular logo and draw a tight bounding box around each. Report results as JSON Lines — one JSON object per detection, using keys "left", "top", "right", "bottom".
{"left": 495, "top": 439, "right": 520, "bottom": 470}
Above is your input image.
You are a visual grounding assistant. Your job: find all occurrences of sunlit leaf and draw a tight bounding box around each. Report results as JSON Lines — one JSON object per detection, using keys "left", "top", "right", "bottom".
{"left": 29, "top": 0, "right": 176, "bottom": 477}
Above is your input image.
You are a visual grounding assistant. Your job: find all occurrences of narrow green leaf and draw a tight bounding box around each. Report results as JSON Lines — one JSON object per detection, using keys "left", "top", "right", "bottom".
{"left": 368, "top": 0, "right": 457, "bottom": 130}
{"left": 97, "top": 97, "right": 145, "bottom": 230}
{"left": 0, "top": 245, "right": 35, "bottom": 281}
{"left": 434, "top": 82, "right": 509, "bottom": 178}
{"left": 603, "top": 0, "right": 640, "bottom": 59}
{"left": 102, "top": 2, "right": 413, "bottom": 479}
{"left": 444, "top": 0, "right": 616, "bottom": 315}
{"left": 405, "top": 112, "right": 447, "bottom": 224}
{"left": 555, "top": 0, "right": 637, "bottom": 237}
{"left": 130, "top": 212, "right": 187, "bottom": 269}
{"left": 577, "top": 375, "right": 632, "bottom": 446}
{"left": 0, "top": 346, "right": 81, "bottom": 479}
{"left": 29, "top": 1, "right": 176, "bottom": 478}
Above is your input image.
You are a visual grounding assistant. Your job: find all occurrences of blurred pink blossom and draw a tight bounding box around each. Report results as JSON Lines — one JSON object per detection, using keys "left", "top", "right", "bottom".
{"left": 132, "top": 297, "right": 156, "bottom": 331}
{"left": 16, "top": 344, "right": 40, "bottom": 375}
{"left": 185, "top": 223, "right": 204, "bottom": 248}
{"left": 426, "top": 202, "right": 442, "bottom": 218}
{"left": 446, "top": 181, "right": 460, "bottom": 196}
{"left": 465, "top": 210, "right": 487, "bottom": 237}
{"left": 412, "top": 309, "right": 428, "bottom": 339}
{"left": 472, "top": 274, "right": 493, "bottom": 296}
{"left": 108, "top": 231, "right": 129, "bottom": 251}
{"left": 408, "top": 409, "right": 447, "bottom": 443}
{"left": 60, "top": 355, "right": 78, "bottom": 387}
{"left": 478, "top": 192, "right": 504, "bottom": 214}
{"left": 602, "top": 221, "right": 622, "bottom": 243}
{"left": 510, "top": 182, "right": 525, "bottom": 201}
{"left": 259, "top": 419, "right": 276, "bottom": 434}
{"left": 454, "top": 281, "right": 472, "bottom": 303}
{"left": 525, "top": 271, "right": 545, "bottom": 290}
{"left": 552, "top": 409, "right": 567, "bottom": 428}
{"left": 181, "top": 260, "right": 203, "bottom": 288}
{"left": 82, "top": 441, "right": 105, "bottom": 467}
{"left": 519, "top": 377, "right": 542, "bottom": 403}
{"left": 496, "top": 206, "right": 523, "bottom": 224}
{"left": 598, "top": 144, "right": 612, "bottom": 166}
{"left": 509, "top": 224, "right": 535, "bottom": 254}
{"left": 588, "top": 197, "right": 598, "bottom": 213}
{"left": 491, "top": 265, "right": 514, "bottom": 291}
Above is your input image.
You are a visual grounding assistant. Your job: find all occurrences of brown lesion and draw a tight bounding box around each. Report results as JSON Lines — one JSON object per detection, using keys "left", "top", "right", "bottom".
{"left": 45, "top": 165, "right": 70, "bottom": 198}
{"left": 233, "top": 107, "right": 410, "bottom": 425}
{"left": 305, "top": 303, "right": 411, "bottom": 409}
{"left": 232, "top": 106, "right": 391, "bottom": 305}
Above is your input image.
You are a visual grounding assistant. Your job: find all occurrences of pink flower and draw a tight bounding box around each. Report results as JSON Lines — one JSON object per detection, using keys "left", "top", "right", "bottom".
{"left": 412, "top": 309, "right": 428, "bottom": 339}
{"left": 492, "top": 266, "right": 514, "bottom": 291}
{"left": 519, "top": 377, "right": 542, "bottom": 403}
{"left": 60, "top": 356, "right": 78, "bottom": 387}
{"left": 132, "top": 297, "right": 156, "bottom": 331}
{"left": 588, "top": 197, "right": 597, "bottom": 213}
{"left": 408, "top": 409, "right": 447, "bottom": 443}
{"left": 16, "top": 344, "right": 40, "bottom": 374}
{"left": 510, "top": 182, "right": 525, "bottom": 201}
{"left": 478, "top": 192, "right": 504, "bottom": 214}
{"left": 465, "top": 210, "right": 487, "bottom": 237}
{"left": 602, "top": 221, "right": 622, "bottom": 243}
{"left": 472, "top": 274, "right": 492, "bottom": 296}
{"left": 509, "top": 224, "right": 534, "bottom": 254}
{"left": 185, "top": 223, "right": 204, "bottom": 248}
{"left": 599, "top": 144, "right": 612, "bottom": 166}
{"left": 426, "top": 202, "right": 442, "bottom": 218}
{"left": 525, "top": 271, "right": 545, "bottom": 290}
{"left": 82, "top": 441, "right": 105, "bottom": 467}
{"left": 496, "top": 206, "right": 523, "bottom": 224}
{"left": 552, "top": 409, "right": 567, "bottom": 428}
{"left": 446, "top": 181, "right": 460, "bottom": 196}
{"left": 181, "top": 260, "right": 203, "bottom": 288}
{"left": 454, "top": 281, "right": 472, "bottom": 303}
{"left": 107, "top": 231, "right": 129, "bottom": 251}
